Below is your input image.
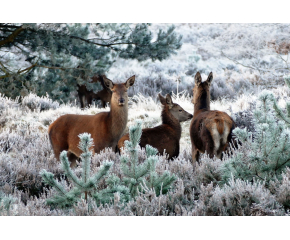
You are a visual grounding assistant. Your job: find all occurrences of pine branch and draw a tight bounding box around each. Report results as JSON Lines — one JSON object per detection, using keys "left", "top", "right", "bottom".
{"left": 60, "top": 151, "right": 83, "bottom": 188}
{"left": 40, "top": 170, "right": 68, "bottom": 196}
{"left": 0, "top": 64, "right": 95, "bottom": 80}
{"left": 86, "top": 161, "right": 113, "bottom": 189}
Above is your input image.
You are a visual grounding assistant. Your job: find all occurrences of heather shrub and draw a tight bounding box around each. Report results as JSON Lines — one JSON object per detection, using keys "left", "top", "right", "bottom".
{"left": 210, "top": 76, "right": 234, "bottom": 100}
{"left": 0, "top": 94, "right": 19, "bottom": 112}
{"left": 193, "top": 177, "right": 283, "bottom": 216}
{"left": 124, "top": 179, "right": 192, "bottom": 216}
{"left": 1, "top": 83, "right": 290, "bottom": 215}
{"left": 232, "top": 107, "right": 256, "bottom": 134}
{"left": 21, "top": 93, "right": 59, "bottom": 111}
{"left": 0, "top": 124, "right": 60, "bottom": 197}
{"left": 269, "top": 168, "right": 290, "bottom": 210}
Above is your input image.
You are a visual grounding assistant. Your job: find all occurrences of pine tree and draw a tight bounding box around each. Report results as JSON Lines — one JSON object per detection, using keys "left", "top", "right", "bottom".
{"left": 0, "top": 23, "right": 182, "bottom": 101}
{"left": 143, "top": 145, "right": 177, "bottom": 195}
{"left": 221, "top": 88, "right": 290, "bottom": 185}
{"left": 120, "top": 120, "right": 177, "bottom": 198}
{"left": 268, "top": 75, "right": 290, "bottom": 126}
{"left": 40, "top": 133, "right": 113, "bottom": 208}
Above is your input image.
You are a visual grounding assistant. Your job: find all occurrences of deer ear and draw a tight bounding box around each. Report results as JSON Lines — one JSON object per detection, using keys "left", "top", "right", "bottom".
{"left": 165, "top": 94, "right": 174, "bottom": 109}
{"left": 194, "top": 72, "right": 202, "bottom": 86}
{"left": 125, "top": 75, "right": 135, "bottom": 88}
{"left": 206, "top": 72, "right": 213, "bottom": 86}
{"left": 158, "top": 93, "right": 166, "bottom": 105}
{"left": 103, "top": 76, "right": 114, "bottom": 90}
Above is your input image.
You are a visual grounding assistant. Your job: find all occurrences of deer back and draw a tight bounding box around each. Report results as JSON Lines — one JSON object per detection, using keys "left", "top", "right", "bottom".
{"left": 190, "top": 72, "right": 235, "bottom": 162}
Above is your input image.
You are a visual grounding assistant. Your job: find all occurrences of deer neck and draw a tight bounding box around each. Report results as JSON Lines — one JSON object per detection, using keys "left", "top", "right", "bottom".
{"left": 194, "top": 90, "right": 210, "bottom": 115}
{"left": 161, "top": 107, "right": 182, "bottom": 139}
{"left": 109, "top": 101, "right": 128, "bottom": 138}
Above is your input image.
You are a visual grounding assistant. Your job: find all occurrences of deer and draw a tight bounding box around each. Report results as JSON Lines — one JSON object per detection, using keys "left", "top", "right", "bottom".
{"left": 118, "top": 93, "right": 193, "bottom": 160}
{"left": 77, "top": 75, "right": 112, "bottom": 109}
{"left": 190, "top": 72, "right": 236, "bottom": 165}
{"left": 49, "top": 75, "right": 135, "bottom": 167}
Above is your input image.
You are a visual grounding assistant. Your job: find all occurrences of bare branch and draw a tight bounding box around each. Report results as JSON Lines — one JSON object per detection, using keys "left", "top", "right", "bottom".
{"left": 0, "top": 63, "right": 100, "bottom": 80}
{"left": 0, "top": 25, "right": 25, "bottom": 47}
{"left": 221, "top": 51, "right": 289, "bottom": 77}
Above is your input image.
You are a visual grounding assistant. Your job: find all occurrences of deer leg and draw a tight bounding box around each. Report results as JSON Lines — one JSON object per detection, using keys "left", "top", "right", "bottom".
{"left": 102, "top": 100, "right": 106, "bottom": 108}
{"left": 78, "top": 93, "right": 85, "bottom": 109}
{"left": 67, "top": 151, "right": 79, "bottom": 168}
{"left": 206, "top": 145, "right": 215, "bottom": 159}
{"left": 87, "top": 95, "right": 93, "bottom": 107}
{"left": 192, "top": 145, "right": 200, "bottom": 166}
{"left": 81, "top": 96, "right": 86, "bottom": 109}
{"left": 50, "top": 136, "right": 67, "bottom": 162}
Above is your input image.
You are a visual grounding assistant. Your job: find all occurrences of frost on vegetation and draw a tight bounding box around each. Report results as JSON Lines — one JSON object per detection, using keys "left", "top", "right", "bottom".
{"left": 120, "top": 120, "right": 176, "bottom": 198}
{"left": 21, "top": 93, "right": 59, "bottom": 111}
{"left": 231, "top": 101, "right": 256, "bottom": 133}
{"left": 38, "top": 122, "right": 176, "bottom": 211}
{"left": 1, "top": 61, "right": 290, "bottom": 215}
{"left": 0, "top": 94, "right": 19, "bottom": 112}
{"left": 221, "top": 85, "right": 290, "bottom": 189}
{"left": 269, "top": 168, "right": 290, "bottom": 209}
{"left": 41, "top": 133, "right": 116, "bottom": 209}
{"left": 108, "top": 24, "right": 289, "bottom": 100}
{"left": 194, "top": 177, "right": 283, "bottom": 216}
{"left": 0, "top": 191, "right": 16, "bottom": 215}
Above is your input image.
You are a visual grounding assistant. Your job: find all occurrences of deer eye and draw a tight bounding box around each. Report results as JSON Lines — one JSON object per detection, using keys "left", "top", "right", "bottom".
{"left": 179, "top": 109, "right": 182, "bottom": 112}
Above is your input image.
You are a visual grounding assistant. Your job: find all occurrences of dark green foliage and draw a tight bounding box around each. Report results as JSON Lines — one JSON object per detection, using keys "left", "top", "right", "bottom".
{"left": 118, "top": 25, "right": 182, "bottom": 61}
{"left": 0, "top": 23, "right": 182, "bottom": 101}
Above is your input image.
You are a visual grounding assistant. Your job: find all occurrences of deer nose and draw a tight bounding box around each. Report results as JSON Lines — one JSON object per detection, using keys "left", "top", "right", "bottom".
{"left": 188, "top": 114, "right": 193, "bottom": 119}
{"left": 118, "top": 98, "right": 125, "bottom": 105}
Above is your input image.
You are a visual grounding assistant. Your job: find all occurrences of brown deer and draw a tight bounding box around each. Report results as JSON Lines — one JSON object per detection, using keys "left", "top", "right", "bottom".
{"left": 118, "top": 93, "right": 193, "bottom": 160}
{"left": 49, "top": 75, "right": 135, "bottom": 167}
{"left": 190, "top": 72, "right": 235, "bottom": 165}
{"left": 77, "top": 75, "right": 112, "bottom": 109}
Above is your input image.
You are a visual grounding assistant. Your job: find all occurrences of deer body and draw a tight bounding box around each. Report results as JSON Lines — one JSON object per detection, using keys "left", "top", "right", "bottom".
{"left": 190, "top": 72, "right": 235, "bottom": 165}
{"left": 118, "top": 94, "right": 193, "bottom": 160}
{"left": 77, "top": 75, "right": 112, "bottom": 109}
{"left": 49, "top": 76, "right": 135, "bottom": 167}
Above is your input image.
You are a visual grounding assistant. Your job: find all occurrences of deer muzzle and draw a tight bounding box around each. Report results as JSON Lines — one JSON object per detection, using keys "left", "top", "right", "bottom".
{"left": 118, "top": 98, "right": 125, "bottom": 106}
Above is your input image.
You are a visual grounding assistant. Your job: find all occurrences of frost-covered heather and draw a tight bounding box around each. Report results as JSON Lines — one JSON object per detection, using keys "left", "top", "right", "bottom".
{"left": 1, "top": 23, "right": 290, "bottom": 216}
{"left": 106, "top": 24, "right": 290, "bottom": 100}
{"left": 1, "top": 86, "right": 290, "bottom": 215}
